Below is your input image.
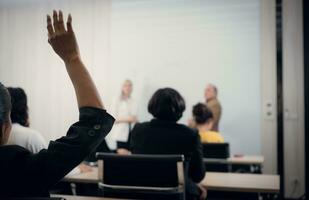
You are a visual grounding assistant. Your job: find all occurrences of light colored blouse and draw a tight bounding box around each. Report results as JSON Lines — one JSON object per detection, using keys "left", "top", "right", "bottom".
{"left": 106, "top": 96, "right": 137, "bottom": 149}
{"left": 7, "top": 123, "right": 47, "bottom": 154}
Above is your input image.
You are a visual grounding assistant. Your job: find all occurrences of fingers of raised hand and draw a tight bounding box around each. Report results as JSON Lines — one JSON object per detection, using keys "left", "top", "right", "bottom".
{"left": 47, "top": 10, "right": 72, "bottom": 39}
{"left": 67, "top": 14, "right": 73, "bottom": 33}
{"left": 47, "top": 15, "right": 54, "bottom": 39}
{"left": 52, "top": 10, "right": 60, "bottom": 33}
{"left": 57, "top": 10, "right": 66, "bottom": 34}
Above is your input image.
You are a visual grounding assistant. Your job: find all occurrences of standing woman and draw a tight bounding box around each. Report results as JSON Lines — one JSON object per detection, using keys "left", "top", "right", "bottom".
{"left": 107, "top": 79, "right": 138, "bottom": 150}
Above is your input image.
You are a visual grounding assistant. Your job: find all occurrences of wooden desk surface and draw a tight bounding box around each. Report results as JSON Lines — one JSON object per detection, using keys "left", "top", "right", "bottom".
{"left": 52, "top": 194, "right": 130, "bottom": 200}
{"left": 201, "top": 172, "right": 279, "bottom": 193}
{"left": 64, "top": 168, "right": 99, "bottom": 184}
{"left": 204, "top": 155, "right": 264, "bottom": 165}
{"left": 228, "top": 155, "right": 264, "bottom": 165}
{"left": 63, "top": 167, "right": 279, "bottom": 193}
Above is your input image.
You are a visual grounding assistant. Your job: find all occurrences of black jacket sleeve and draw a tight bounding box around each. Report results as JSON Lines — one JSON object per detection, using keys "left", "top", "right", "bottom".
{"left": 19, "top": 107, "right": 114, "bottom": 195}
{"left": 188, "top": 132, "right": 205, "bottom": 183}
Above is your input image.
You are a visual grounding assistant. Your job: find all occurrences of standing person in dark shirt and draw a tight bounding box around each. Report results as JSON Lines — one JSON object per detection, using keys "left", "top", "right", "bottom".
{"left": 130, "top": 88, "right": 206, "bottom": 200}
{"left": 0, "top": 10, "right": 114, "bottom": 197}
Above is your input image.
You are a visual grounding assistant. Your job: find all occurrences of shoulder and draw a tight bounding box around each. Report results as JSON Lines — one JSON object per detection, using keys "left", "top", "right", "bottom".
{"left": 173, "top": 123, "right": 200, "bottom": 142}
{"left": 28, "top": 128, "right": 47, "bottom": 146}
{"left": 0, "top": 145, "right": 31, "bottom": 159}
{"left": 131, "top": 121, "right": 151, "bottom": 131}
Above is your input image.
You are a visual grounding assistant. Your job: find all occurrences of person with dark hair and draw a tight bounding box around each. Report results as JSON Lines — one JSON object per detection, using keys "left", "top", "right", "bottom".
{"left": 7, "top": 87, "right": 94, "bottom": 174}
{"left": 0, "top": 82, "right": 11, "bottom": 146}
{"left": 192, "top": 103, "right": 224, "bottom": 143}
{"left": 130, "top": 88, "right": 206, "bottom": 200}
{"left": 6, "top": 87, "right": 47, "bottom": 153}
{"left": 0, "top": 10, "right": 114, "bottom": 197}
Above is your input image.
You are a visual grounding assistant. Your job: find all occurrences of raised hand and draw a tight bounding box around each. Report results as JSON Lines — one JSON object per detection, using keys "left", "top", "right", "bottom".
{"left": 47, "top": 10, "right": 80, "bottom": 64}
{"left": 46, "top": 10, "right": 103, "bottom": 109}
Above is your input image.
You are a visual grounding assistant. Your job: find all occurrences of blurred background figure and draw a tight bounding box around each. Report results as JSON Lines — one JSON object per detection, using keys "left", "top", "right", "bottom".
{"left": 107, "top": 79, "right": 138, "bottom": 151}
{"left": 6, "top": 87, "right": 47, "bottom": 153}
{"left": 192, "top": 103, "right": 224, "bottom": 143}
{"left": 204, "top": 84, "right": 222, "bottom": 131}
{"left": 7, "top": 87, "right": 93, "bottom": 174}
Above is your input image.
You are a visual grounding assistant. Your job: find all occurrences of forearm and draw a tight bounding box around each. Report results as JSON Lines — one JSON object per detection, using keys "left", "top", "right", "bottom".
{"left": 65, "top": 57, "right": 103, "bottom": 109}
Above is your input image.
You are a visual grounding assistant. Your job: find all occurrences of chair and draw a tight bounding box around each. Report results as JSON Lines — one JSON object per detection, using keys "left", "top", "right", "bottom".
{"left": 96, "top": 153, "right": 186, "bottom": 200}
{"left": 202, "top": 143, "right": 230, "bottom": 158}
{"left": 203, "top": 143, "right": 230, "bottom": 172}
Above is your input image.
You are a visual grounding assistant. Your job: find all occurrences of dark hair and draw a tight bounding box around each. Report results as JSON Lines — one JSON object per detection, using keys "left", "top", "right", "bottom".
{"left": 7, "top": 87, "right": 29, "bottom": 127}
{"left": 192, "top": 103, "right": 213, "bottom": 124}
{"left": 0, "top": 82, "right": 11, "bottom": 127}
{"left": 148, "top": 88, "right": 185, "bottom": 122}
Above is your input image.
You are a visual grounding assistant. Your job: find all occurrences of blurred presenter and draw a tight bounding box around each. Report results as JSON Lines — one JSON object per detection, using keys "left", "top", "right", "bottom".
{"left": 106, "top": 79, "right": 138, "bottom": 151}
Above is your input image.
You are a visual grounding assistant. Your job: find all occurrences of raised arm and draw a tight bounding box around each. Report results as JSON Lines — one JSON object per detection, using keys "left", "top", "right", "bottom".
{"left": 47, "top": 10, "right": 103, "bottom": 109}
{"left": 10, "top": 11, "right": 116, "bottom": 197}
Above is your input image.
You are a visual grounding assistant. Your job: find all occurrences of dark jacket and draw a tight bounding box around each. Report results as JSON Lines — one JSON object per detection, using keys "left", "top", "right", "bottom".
{"left": 129, "top": 119, "right": 205, "bottom": 197}
{"left": 0, "top": 107, "right": 114, "bottom": 197}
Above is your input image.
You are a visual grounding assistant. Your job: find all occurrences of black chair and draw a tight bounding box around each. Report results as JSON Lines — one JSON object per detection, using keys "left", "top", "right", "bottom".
{"left": 203, "top": 143, "right": 230, "bottom": 172}
{"left": 6, "top": 198, "right": 65, "bottom": 200}
{"left": 96, "top": 153, "right": 186, "bottom": 200}
{"left": 202, "top": 143, "right": 230, "bottom": 158}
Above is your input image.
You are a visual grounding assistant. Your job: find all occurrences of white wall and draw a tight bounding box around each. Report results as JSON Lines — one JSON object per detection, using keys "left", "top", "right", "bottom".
{"left": 0, "top": 0, "right": 111, "bottom": 142}
{"left": 0, "top": 0, "right": 262, "bottom": 155}
{"left": 109, "top": 0, "right": 262, "bottom": 155}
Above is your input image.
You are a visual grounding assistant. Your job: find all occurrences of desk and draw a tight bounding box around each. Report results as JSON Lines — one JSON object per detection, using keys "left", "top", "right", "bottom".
{"left": 201, "top": 172, "right": 279, "bottom": 194}
{"left": 64, "top": 168, "right": 98, "bottom": 184}
{"left": 228, "top": 155, "right": 264, "bottom": 165}
{"left": 52, "top": 194, "right": 130, "bottom": 200}
{"left": 63, "top": 167, "right": 279, "bottom": 194}
{"left": 203, "top": 155, "right": 264, "bottom": 165}
{"left": 203, "top": 155, "right": 264, "bottom": 173}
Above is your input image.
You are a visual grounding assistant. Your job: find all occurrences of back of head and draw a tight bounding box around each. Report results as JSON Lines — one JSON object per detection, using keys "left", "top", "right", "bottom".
{"left": 7, "top": 87, "right": 28, "bottom": 127}
{"left": 192, "top": 103, "right": 213, "bottom": 125}
{"left": 148, "top": 88, "right": 185, "bottom": 122}
{"left": 0, "top": 82, "right": 11, "bottom": 143}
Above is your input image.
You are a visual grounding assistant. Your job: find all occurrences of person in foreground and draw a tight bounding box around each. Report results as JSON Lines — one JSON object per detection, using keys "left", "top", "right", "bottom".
{"left": 192, "top": 103, "right": 224, "bottom": 143}
{"left": 130, "top": 88, "right": 206, "bottom": 200}
{"left": 0, "top": 10, "right": 114, "bottom": 197}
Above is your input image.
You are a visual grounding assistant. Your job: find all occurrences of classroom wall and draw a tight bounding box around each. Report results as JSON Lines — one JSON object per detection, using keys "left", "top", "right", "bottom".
{"left": 282, "top": 0, "right": 305, "bottom": 197}
{"left": 0, "top": 0, "right": 262, "bottom": 155}
{"left": 0, "top": 0, "right": 111, "bottom": 143}
{"left": 108, "top": 0, "right": 262, "bottom": 155}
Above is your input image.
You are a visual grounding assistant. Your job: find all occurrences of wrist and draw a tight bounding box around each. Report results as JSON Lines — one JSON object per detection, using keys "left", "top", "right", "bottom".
{"left": 64, "top": 54, "right": 81, "bottom": 66}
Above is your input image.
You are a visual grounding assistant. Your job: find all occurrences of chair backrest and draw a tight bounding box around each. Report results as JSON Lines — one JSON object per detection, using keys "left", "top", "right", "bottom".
{"left": 96, "top": 153, "right": 185, "bottom": 195}
{"left": 202, "top": 143, "right": 230, "bottom": 158}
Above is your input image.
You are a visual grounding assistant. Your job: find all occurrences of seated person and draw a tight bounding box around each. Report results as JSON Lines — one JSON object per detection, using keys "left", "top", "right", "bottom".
{"left": 7, "top": 87, "right": 47, "bottom": 153}
{"left": 0, "top": 10, "right": 114, "bottom": 197}
{"left": 130, "top": 88, "right": 206, "bottom": 200}
{"left": 192, "top": 103, "right": 224, "bottom": 143}
{"left": 7, "top": 87, "right": 94, "bottom": 174}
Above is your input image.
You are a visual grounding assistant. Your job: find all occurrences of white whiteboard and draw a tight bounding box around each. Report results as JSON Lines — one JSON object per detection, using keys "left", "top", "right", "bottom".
{"left": 108, "top": 0, "right": 261, "bottom": 154}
